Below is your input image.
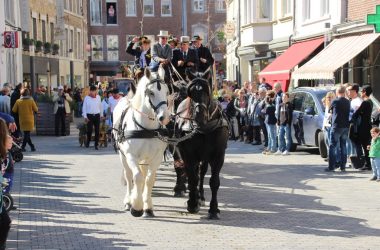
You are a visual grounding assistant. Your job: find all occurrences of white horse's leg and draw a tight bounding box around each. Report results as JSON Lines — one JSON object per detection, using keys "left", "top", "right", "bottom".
{"left": 142, "top": 153, "right": 162, "bottom": 218}
{"left": 126, "top": 156, "right": 146, "bottom": 217}
{"left": 119, "top": 152, "right": 132, "bottom": 211}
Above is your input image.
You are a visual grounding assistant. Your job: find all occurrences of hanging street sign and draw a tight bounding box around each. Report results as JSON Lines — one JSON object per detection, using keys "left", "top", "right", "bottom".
{"left": 3, "top": 31, "right": 19, "bottom": 48}
{"left": 367, "top": 5, "right": 380, "bottom": 33}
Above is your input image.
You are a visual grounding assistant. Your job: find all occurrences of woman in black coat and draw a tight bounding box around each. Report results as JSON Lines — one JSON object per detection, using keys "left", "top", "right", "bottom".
{"left": 352, "top": 85, "right": 374, "bottom": 170}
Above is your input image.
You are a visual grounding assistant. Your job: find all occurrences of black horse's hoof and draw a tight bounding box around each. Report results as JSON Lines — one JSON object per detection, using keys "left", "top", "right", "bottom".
{"left": 130, "top": 208, "right": 144, "bottom": 217}
{"left": 124, "top": 203, "right": 131, "bottom": 211}
{"left": 174, "top": 191, "right": 185, "bottom": 197}
{"left": 207, "top": 212, "right": 220, "bottom": 220}
{"left": 143, "top": 209, "right": 155, "bottom": 218}
{"left": 187, "top": 201, "right": 200, "bottom": 214}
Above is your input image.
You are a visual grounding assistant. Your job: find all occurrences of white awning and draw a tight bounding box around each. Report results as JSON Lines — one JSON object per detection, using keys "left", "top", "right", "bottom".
{"left": 292, "top": 33, "right": 380, "bottom": 80}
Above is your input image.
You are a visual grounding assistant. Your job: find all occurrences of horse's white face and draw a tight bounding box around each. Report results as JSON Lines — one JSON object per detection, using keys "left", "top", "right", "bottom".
{"left": 145, "top": 79, "right": 170, "bottom": 126}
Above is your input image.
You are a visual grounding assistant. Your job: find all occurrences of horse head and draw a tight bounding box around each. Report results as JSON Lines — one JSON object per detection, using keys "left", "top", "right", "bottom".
{"left": 186, "top": 69, "right": 212, "bottom": 126}
{"left": 142, "top": 68, "right": 170, "bottom": 126}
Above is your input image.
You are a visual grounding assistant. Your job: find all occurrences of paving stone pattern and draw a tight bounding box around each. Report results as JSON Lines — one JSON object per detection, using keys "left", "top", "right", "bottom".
{"left": 6, "top": 124, "right": 380, "bottom": 249}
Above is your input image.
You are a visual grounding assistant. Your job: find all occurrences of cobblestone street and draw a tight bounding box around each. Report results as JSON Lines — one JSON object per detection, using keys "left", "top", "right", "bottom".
{"left": 6, "top": 126, "right": 380, "bottom": 249}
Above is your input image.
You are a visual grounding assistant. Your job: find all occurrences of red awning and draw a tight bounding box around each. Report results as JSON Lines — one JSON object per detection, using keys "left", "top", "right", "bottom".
{"left": 259, "top": 38, "right": 324, "bottom": 86}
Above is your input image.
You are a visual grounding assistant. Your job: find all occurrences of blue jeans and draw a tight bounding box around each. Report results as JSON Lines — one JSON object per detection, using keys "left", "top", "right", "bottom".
{"left": 328, "top": 127, "right": 349, "bottom": 170}
{"left": 278, "top": 124, "right": 292, "bottom": 152}
{"left": 370, "top": 158, "right": 380, "bottom": 179}
{"left": 346, "top": 138, "right": 356, "bottom": 156}
{"left": 266, "top": 123, "right": 277, "bottom": 152}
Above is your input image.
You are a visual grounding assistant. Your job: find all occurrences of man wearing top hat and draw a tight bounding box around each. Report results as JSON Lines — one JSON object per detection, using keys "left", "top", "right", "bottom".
{"left": 171, "top": 36, "right": 197, "bottom": 81}
{"left": 126, "top": 36, "right": 152, "bottom": 81}
{"left": 150, "top": 30, "right": 172, "bottom": 83}
{"left": 192, "top": 35, "right": 214, "bottom": 73}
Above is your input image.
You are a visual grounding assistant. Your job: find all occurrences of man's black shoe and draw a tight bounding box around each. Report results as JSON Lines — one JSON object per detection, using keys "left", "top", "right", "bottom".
{"left": 324, "top": 167, "right": 334, "bottom": 172}
{"left": 95, "top": 146, "right": 99, "bottom": 150}
{"left": 31, "top": 147, "right": 36, "bottom": 152}
{"left": 85, "top": 143, "right": 89, "bottom": 148}
{"left": 340, "top": 168, "right": 346, "bottom": 172}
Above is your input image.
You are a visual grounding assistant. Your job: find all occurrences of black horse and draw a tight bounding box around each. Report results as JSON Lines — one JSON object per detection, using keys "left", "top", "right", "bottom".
{"left": 176, "top": 70, "right": 229, "bottom": 219}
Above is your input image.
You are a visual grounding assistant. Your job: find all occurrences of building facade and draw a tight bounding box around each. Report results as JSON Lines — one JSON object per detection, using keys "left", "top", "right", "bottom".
{"left": 87, "top": 0, "right": 226, "bottom": 82}
{"left": 0, "top": 0, "right": 23, "bottom": 86}
{"left": 22, "top": 0, "right": 88, "bottom": 93}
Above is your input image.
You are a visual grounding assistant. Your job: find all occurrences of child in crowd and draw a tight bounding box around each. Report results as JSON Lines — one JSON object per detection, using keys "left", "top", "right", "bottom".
{"left": 263, "top": 90, "right": 277, "bottom": 154}
{"left": 2, "top": 135, "right": 15, "bottom": 197}
{"left": 368, "top": 127, "right": 380, "bottom": 181}
{"left": 0, "top": 119, "right": 11, "bottom": 249}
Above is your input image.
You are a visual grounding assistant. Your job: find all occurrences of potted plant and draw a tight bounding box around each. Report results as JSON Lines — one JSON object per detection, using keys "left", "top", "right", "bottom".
{"left": 52, "top": 43, "right": 59, "bottom": 55}
{"left": 43, "top": 42, "right": 51, "bottom": 54}
{"left": 35, "top": 40, "right": 43, "bottom": 53}
{"left": 22, "top": 38, "right": 31, "bottom": 51}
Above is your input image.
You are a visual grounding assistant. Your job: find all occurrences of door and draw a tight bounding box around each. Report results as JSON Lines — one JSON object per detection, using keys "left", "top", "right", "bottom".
{"left": 302, "top": 93, "right": 319, "bottom": 145}
{"left": 291, "top": 92, "right": 306, "bottom": 145}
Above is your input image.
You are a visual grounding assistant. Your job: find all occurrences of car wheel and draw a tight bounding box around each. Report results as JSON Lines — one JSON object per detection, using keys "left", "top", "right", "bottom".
{"left": 318, "top": 132, "right": 328, "bottom": 158}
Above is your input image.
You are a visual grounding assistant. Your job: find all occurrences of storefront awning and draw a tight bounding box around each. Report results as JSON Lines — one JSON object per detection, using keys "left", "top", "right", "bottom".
{"left": 292, "top": 33, "right": 380, "bottom": 80}
{"left": 259, "top": 38, "right": 324, "bottom": 84}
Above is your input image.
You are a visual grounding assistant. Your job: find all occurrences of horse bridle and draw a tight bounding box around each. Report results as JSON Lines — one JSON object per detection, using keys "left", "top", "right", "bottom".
{"left": 145, "top": 78, "right": 168, "bottom": 113}
{"left": 187, "top": 77, "right": 212, "bottom": 121}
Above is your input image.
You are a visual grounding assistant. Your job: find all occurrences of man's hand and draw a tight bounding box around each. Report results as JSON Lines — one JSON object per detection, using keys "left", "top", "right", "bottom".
{"left": 187, "top": 62, "right": 195, "bottom": 67}
{"left": 200, "top": 58, "right": 207, "bottom": 63}
{"left": 178, "top": 60, "right": 184, "bottom": 67}
{"left": 84, "top": 118, "right": 89, "bottom": 123}
{"left": 101, "top": 116, "right": 105, "bottom": 121}
{"left": 132, "top": 37, "right": 139, "bottom": 43}
{"left": 8, "top": 122, "right": 16, "bottom": 133}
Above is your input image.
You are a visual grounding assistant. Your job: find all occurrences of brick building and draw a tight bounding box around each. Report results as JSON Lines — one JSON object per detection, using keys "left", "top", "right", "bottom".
{"left": 87, "top": 0, "right": 226, "bottom": 81}
{"left": 348, "top": 0, "right": 380, "bottom": 21}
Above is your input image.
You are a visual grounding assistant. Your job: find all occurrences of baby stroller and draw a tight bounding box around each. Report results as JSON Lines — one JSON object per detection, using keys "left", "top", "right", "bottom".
{"left": 2, "top": 178, "right": 13, "bottom": 212}
{"left": 9, "top": 136, "right": 23, "bottom": 162}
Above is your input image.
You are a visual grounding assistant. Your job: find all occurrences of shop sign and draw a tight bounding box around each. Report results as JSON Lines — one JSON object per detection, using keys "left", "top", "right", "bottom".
{"left": 3, "top": 31, "right": 18, "bottom": 48}
{"left": 367, "top": 5, "right": 380, "bottom": 33}
{"left": 224, "top": 22, "right": 236, "bottom": 39}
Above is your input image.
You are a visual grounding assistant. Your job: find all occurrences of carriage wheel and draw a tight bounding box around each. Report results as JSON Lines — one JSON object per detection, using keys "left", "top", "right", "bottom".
{"left": 3, "top": 193, "right": 13, "bottom": 212}
{"left": 13, "top": 151, "right": 23, "bottom": 162}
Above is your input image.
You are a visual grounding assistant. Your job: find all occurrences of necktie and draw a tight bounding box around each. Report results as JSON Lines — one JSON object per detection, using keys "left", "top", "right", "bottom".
{"left": 183, "top": 52, "right": 187, "bottom": 60}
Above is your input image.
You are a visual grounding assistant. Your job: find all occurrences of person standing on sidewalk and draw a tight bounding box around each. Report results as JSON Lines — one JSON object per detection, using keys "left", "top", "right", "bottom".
{"left": 82, "top": 85, "right": 103, "bottom": 150}
{"left": 325, "top": 86, "right": 350, "bottom": 172}
{"left": 53, "top": 86, "right": 72, "bottom": 136}
{"left": 368, "top": 127, "right": 380, "bottom": 181}
{"left": 12, "top": 89, "right": 38, "bottom": 152}
{"left": 10, "top": 83, "right": 22, "bottom": 138}
{"left": 0, "top": 119, "right": 11, "bottom": 249}
{"left": 275, "top": 92, "right": 293, "bottom": 155}
{"left": 263, "top": 90, "right": 277, "bottom": 154}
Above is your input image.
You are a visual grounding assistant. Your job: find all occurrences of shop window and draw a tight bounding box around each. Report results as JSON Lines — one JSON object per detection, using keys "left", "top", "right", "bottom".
{"left": 91, "top": 35, "right": 104, "bottom": 61}
{"left": 126, "top": 0, "right": 137, "bottom": 16}
{"left": 90, "top": 0, "right": 102, "bottom": 25}
{"left": 303, "top": 0, "right": 311, "bottom": 21}
{"left": 144, "top": 0, "right": 154, "bottom": 16}
{"left": 257, "top": 0, "right": 270, "bottom": 19}
{"left": 161, "top": 0, "right": 172, "bottom": 16}
{"left": 107, "top": 35, "right": 119, "bottom": 61}
{"left": 42, "top": 20, "right": 46, "bottom": 43}
{"left": 106, "top": 2, "right": 117, "bottom": 24}
{"left": 5, "top": 0, "right": 15, "bottom": 24}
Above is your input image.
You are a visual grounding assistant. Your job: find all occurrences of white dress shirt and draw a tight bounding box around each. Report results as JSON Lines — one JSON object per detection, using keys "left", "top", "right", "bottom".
{"left": 82, "top": 95, "right": 103, "bottom": 119}
{"left": 108, "top": 96, "right": 121, "bottom": 113}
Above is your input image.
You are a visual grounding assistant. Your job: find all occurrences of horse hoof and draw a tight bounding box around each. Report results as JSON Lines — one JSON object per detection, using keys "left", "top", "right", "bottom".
{"left": 200, "top": 199, "right": 206, "bottom": 206}
{"left": 207, "top": 213, "right": 220, "bottom": 220}
{"left": 174, "top": 191, "right": 185, "bottom": 197}
{"left": 130, "top": 208, "right": 143, "bottom": 217}
{"left": 143, "top": 209, "right": 155, "bottom": 218}
{"left": 124, "top": 203, "right": 131, "bottom": 211}
{"left": 187, "top": 205, "right": 200, "bottom": 214}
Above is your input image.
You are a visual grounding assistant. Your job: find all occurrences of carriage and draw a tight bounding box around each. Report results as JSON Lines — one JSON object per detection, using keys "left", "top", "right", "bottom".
{"left": 112, "top": 66, "right": 229, "bottom": 219}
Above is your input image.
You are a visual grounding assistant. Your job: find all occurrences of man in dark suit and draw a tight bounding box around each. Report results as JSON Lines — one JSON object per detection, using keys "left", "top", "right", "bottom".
{"left": 172, "top": 36, "right": 197, "bottom": 81}
{"left": 150, "top": 30, "right": 172, "bottom": 83}
{"left": 192, "top": 35, "right": 214, "bottom": 73}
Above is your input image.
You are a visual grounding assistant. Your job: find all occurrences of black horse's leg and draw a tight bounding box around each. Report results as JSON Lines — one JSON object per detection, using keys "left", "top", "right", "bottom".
{"left": 173, "top": 149, "right": 186, "bottom": 197}
{"left": 186, "top": 161, "right": 200, "bottom": 214}
{"left": 199, "top": 161, "right": 208, "bottom": 206}
{"left": 208, "top": 157, "right": 224, "bottom": 220}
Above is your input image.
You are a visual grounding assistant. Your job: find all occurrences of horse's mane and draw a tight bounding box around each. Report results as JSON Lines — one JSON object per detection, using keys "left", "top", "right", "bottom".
{"left": 131, "top": 76, "right": 150, "bottom": 109}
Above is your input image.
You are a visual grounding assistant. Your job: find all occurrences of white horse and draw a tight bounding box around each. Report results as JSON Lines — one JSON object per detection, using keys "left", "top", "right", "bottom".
{"left": 113, "top": 69, "right": 170, "bottom": 218}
